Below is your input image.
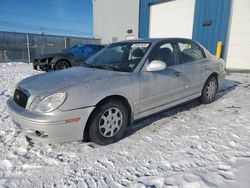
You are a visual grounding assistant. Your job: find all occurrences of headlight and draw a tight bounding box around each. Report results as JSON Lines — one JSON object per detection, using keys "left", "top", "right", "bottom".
{"left": 30, "top": 93, "right": 67, "bottom": 113}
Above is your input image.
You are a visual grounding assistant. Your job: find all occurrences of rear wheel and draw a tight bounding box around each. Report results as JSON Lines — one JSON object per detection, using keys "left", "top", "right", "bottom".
{"left": 88, "top": 100, "right": 128, "bottom": 145}
{"left": 54, "top": 60, "right": 70, "bottom": 70}
{"left": 200, "top": 76, "right": 218, "bottom": 104}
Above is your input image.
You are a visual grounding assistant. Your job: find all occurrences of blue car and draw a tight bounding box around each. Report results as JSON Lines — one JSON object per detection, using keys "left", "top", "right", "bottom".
{"left": 33, "top": 44, "right": 104, "bottom": 71}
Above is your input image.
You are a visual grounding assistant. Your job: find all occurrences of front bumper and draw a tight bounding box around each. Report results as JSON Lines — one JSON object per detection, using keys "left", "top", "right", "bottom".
{"left": 7, "top": 98, "right": 95, "bottom": 143}
{"left": 33, "top": 61, "right": 51, "bottom": 71}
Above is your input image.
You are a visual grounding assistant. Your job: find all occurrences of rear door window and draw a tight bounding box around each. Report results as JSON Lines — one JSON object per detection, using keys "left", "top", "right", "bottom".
{"left": 177, "top": 40, "right": 206, "bottom": 64}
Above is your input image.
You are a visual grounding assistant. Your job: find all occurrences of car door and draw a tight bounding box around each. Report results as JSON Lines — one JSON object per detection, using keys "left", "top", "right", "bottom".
{"left": 73, "top": 46, "right": 86, "bottom": 61}
{"left": 85, "top": 45, "right": 98, "bottom": 59}
{"left": 176, "top": 40, "right": 207, "bottom": 97}
{"left": 139, "top": 41, "right": 186, "bottom": 113}
{"left": 74, "top": 45, "right": 94, "bottom": 61}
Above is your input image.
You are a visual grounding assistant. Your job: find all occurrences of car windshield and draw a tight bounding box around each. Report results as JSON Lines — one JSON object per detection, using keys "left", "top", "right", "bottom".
{"left": 83, "top": 42, "right": 150, "bottom": 72}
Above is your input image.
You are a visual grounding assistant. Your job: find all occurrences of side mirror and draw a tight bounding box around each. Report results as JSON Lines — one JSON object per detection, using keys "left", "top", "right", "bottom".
{"left": 146, "top": 60, "right": 166, "bottom": 72}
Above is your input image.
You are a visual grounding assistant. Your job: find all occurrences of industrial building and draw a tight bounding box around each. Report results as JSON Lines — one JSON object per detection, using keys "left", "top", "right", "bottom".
{"left": 93, "top": 0, "right": 250, "bottom": 71}
{"left": 92, "top": 0, "right": 140, "bottom": 44}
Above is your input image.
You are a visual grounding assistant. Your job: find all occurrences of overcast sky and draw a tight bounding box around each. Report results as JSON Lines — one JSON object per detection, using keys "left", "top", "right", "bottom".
{"left": 0, "top": 0, "right": 93, "bottom": 37}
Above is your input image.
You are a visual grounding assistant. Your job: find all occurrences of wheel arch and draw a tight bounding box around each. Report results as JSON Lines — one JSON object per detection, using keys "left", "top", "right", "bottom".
{"left": 52, "top": 58, "right": 72, "bottom": 69}
{"left": 201, "top": 72, "right": 219, "bottom": 97}
{"left": 207, "top": 72, "right": 218, "bottom": 86}
{"left": 56, "top": 59, "right": 72, "bottom": 66}
{"left": 83, "top": 95, "right": 133, "bottom": 140}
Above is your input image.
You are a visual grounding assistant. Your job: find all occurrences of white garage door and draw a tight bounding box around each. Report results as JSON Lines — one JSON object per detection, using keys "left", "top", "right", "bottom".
{"left": 149, "top": 0, "right": 195, "bottom": 38}
{"left": 226, "top": 0, "right": 250, "bottom": 70}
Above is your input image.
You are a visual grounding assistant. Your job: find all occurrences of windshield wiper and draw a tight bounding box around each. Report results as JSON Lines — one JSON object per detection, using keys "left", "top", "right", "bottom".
{"left": 82, "top": 63, "right": 114, "bottom": 71}
{"left": 80, "top": 62, "right": 91, "bottom": 67}
{"left": 92, "top": 65, "right": 114, "bottom": 71}
{"left": 102, "top": 64, "right": 120, "bottom": 71}
{"left": 81, "top": 62, "right": 119, "bottom": 71}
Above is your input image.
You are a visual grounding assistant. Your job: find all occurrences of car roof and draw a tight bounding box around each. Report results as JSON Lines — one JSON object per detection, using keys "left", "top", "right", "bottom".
{"left": 117, "top": 38, "right": 193, "bottom": 44}
{"left": 74, "top": 44, "right": 104, "bottom": 47}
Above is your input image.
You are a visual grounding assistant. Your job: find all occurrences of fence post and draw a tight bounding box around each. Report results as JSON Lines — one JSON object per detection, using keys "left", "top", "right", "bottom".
{"left": 64, "top": 36, "right": 67, "bottom": 48}
{"left": 26, "top": 33, "right": 31, "bottom": 64}
{"left": 1, "top": 50, "right": 4, "bottom": 62}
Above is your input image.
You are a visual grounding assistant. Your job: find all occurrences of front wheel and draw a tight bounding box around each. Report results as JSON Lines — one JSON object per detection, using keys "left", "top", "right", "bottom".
{"left": 54, "top": 60, "right": 70, "bottom": 70}
{"left": 200, "top": 76, "right": 218, "bottom": 104}
{"left": 88, "top": 100, "right": 129, "bottom": 145}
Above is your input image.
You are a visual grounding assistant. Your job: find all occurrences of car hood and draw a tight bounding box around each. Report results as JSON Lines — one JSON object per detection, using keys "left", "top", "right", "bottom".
{"left": 36, "top": 52, "right": 72, "bottom": 59}
{"left": 17, "top": 67, "right": 125, "bottom": 96}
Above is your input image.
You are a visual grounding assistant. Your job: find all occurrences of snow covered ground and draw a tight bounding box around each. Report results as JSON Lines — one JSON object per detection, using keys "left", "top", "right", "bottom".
{"left": 0, "top": 63, "right": 250, "bottom": 188}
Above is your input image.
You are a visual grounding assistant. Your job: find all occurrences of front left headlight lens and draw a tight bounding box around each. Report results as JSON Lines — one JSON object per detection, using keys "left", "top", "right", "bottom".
{"left": 30, "top": 93, "right": 67, "bottom": 113}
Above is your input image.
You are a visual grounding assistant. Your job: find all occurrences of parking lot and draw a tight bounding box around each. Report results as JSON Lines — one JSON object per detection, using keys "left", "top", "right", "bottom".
{"left": 0, "top": 63, "right": 250, "bottom": 187}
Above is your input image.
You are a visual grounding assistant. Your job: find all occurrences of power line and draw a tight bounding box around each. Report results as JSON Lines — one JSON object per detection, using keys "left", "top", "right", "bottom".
{"left": 0, "top": 12, "right": 91, "bottom": 26}
{"left": 0, "top": 20, "right": 91, "bottom": 36}
{"left": 0, "top": 21, "right": 91, "bottom": 35}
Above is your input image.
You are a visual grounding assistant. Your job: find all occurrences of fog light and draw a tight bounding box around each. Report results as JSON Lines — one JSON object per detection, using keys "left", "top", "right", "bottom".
{"left": 35, "top": 131, "right": 41, "bottom": 137}
{"left": 35, "top": 131, "right": 48, "bottom": 138}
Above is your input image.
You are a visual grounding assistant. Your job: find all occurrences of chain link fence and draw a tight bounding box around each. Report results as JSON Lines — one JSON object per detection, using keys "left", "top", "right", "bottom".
{"left": 0, "top": 31, "right": 100, "bottom": 63}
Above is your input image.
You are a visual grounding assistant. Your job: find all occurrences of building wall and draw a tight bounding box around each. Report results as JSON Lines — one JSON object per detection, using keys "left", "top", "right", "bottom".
{"left": 149, "top": 0, "right": 195, "bottom": 38}
{"left": 92, "top": 0, "right": 140, "bottom": 44}
{"left": 139, "top": 0, "right": 232, "bottom": 57}
{"left": 92, "top": 0, "right": 249, "bottom": 70}
{"left": 139, "top": 0, "right": 164, "bottom": 38}
{"left": 226, "top": 0, "right": 250, "bottom": 70}
{"left": 192, "top": 0, "right": 232, "bottom": 56}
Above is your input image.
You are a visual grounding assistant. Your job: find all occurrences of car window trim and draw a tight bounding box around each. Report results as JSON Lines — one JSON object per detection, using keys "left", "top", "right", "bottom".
{"left": 176, "top": 39, "right": 207, "bottom": 64}
{"left": 85, "top": 41, "right": 152, "bottom": 73}
{"left": 145, "top": 39, "right": 178, "bottom": 68}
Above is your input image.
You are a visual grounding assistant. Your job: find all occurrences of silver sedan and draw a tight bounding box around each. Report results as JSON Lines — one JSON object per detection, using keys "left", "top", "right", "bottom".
{"left": 7, "top": 38, "right": 226, "bottom": 145}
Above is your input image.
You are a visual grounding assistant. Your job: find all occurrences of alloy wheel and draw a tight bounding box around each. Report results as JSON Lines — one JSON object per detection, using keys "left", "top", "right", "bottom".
{"left": 206, "top": 80, "right": 216, "bottom": 99}
{"left": 98, "top": 107, "right": 123, "bottom": 138}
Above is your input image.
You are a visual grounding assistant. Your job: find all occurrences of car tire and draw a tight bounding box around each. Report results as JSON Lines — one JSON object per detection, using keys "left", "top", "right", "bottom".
{"left": 54, "top": 60, "right": 70, "bottom": 70}
{"left": 200, "top": 76, "right": 218, "bottom": 104}
{"left": 88, "top": 100, "right": 129, "bottom": 145}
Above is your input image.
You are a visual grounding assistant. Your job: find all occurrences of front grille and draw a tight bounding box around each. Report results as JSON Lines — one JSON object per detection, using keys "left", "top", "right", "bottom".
{"left": 14, "top": 89, "right": 28, "bottom": 108}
